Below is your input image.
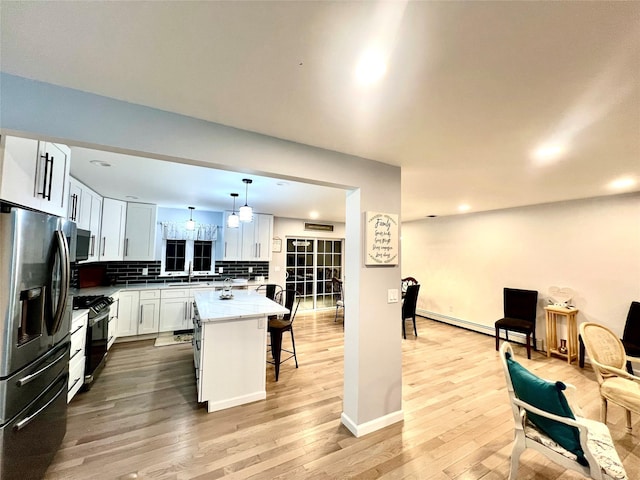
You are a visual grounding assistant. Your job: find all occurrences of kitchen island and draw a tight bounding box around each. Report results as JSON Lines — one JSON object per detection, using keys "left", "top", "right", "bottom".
{"left": 192, "top": 289, "right": 289, "bottom": 413}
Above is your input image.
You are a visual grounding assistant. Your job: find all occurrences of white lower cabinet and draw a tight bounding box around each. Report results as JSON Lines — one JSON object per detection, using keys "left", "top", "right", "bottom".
{"left": 160, "top": 289, "right": 191, "bottom": 332}
{"left": 116, "top": 289, "right": 160, "bottom": 337}
{"left": 68, "top": 311, "right": 88, "bottom": 403}
{"left": 139, "top": 291, "right": 160, "bottom": 335}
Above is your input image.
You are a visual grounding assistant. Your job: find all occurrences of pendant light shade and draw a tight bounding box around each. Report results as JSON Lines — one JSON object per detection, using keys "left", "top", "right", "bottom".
{"left": 227, "top": 193, "right": 240, "bottom": 228}
{"left": 239, "top": 178, "right": 253, "bottom": 223}
{"left": 185, "top": 206, "right": 196, "bottom": 231}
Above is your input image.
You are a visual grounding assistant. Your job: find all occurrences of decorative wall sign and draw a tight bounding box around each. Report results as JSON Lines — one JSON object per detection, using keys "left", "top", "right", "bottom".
{"left": 364, "top": 212, "right": 398, "bottom": 266}
{"left": 272, "top": 237, "right": 282, "bottom": 253}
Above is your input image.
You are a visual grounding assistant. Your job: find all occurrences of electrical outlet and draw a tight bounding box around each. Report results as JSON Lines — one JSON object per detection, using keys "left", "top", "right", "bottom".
{"left": 248, "top": 267, "right": 253, "bottom": 273}
{"left": 218, "top": 267, "right": 223, "bottom": 274}
{"left": 141, "top": 267, "right": 148, "bottom": 276}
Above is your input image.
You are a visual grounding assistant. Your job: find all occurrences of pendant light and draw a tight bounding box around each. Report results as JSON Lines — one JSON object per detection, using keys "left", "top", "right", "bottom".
{"left": 185, "top": 206, "right": 196, "bottom": 231}
{"left": 227, "top": 193, "right": 240, "bottom": 228}
{"left": 239, "top": 178, "right": 253, "bottom": 223}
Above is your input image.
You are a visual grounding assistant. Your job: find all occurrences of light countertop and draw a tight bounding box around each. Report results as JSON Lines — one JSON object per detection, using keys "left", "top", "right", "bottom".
{"left": 74, "top": 279, "right": 266, "bottom": 297}
{"left": 193, "top": 290, "right": 289, "bottom": 323}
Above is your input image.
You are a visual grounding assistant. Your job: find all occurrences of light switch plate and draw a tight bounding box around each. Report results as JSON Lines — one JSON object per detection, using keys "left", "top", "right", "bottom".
{"left": 141, "top": 267, "right": 148, "bottom": 276}
{"left": 388, "top": 288, "right": 399, "bottom": 303}
{"left": 248, "top": 267, "right": 253, "bottom": 273}
{"left": 218, "top": 267, "right": 223, "bottom": 273}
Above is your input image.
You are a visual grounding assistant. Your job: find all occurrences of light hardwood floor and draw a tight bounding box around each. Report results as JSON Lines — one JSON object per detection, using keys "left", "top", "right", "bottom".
{"left": 46, "top": 312, "right": 640, "bottom": 479}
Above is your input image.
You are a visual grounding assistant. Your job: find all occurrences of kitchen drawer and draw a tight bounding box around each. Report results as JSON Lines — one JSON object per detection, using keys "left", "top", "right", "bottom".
{"left": 69, "top": 323, "right": 87, "bottom": 361}
{"left": 161, "top": 289, "right": 190, "bottom": 299}
{"left": 139, "top": 290, "right": 160, "bottom": 300}
{"left": 67, "top": 353, "right": 85, "bottom": 402}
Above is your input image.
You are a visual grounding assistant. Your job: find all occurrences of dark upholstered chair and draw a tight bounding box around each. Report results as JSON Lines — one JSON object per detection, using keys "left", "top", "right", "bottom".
{"left": 402, "top": 283, "right": 420, "bottom": 339}
{"left": 622, "top": 301, "right": 640, "bottom": 374}
{"left": 267, "top": 289, "right": 300, "bottom": 381}
{"left": 495, "top": 288, "right": 539, "bottom": 359}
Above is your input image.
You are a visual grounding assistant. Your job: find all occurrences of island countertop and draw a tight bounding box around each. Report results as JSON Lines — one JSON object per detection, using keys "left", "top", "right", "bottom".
{"left": 193, "top": 289, "right": 289, "bottom": 322}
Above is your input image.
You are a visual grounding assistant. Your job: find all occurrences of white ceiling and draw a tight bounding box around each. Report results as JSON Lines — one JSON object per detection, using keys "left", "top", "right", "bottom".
{"left": 1, "top": 1, "right": 639, "bottom": 222}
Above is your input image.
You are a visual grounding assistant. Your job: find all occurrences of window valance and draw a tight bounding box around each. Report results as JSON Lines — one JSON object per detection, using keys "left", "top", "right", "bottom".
{"left": 160, "top": 222, "right": 218, "bottom": 241}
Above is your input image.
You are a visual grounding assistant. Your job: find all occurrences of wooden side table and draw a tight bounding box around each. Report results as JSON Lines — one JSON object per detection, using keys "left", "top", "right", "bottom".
{"left": 545, "top": 305, "right": 579, "bottom": 364}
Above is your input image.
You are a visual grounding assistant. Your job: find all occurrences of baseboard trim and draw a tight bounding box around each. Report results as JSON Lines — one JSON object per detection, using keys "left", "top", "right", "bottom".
{"left": 417, "top": 309, "right": 541, "bottom": 350}
{"left": 341, "top": 409, "right": 404, "bottom": 438}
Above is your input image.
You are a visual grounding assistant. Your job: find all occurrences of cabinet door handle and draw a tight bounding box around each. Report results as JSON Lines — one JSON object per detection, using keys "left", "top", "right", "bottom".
{"left": 102, "top": 237, "right": 106, "bottom": 256}
{"left": 140, "top": 305, "right": 143, "bottom": 324}
{"left": 46, "top": 154, "right": 54, "bottom": 201}
{"left": 184, "top": 301, "right": 188, "bottom": 320}
{"left": 38, "top": 152, "right": 52, "bottom": 200}
{"left": 90, "top": 235, "right": 95, "bottom": 256}
{"left": 125, "top": 238, "right": 129, "bottom": 257}
{"left": 224, "top": 242, "right": 227, "bottom": 257}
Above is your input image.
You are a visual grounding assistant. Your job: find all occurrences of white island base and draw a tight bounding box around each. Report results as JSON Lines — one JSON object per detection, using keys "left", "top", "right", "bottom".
{"left": 192, "top": 290, "right": 289, "bottom": 413}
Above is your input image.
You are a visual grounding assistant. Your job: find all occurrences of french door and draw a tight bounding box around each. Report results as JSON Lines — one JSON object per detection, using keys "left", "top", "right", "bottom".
{"left": 285, "top": 237, "right": 343, "bottom": 310}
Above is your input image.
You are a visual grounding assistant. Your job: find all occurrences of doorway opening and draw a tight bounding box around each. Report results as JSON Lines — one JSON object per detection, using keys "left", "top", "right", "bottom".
{"left": 285, "top": 237, "right": 343, "bottom": 311}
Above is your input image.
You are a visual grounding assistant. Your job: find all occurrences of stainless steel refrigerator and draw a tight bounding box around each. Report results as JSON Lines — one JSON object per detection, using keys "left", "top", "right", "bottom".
{"left": 0, "top": 203, "right": 72, "bottom": 480}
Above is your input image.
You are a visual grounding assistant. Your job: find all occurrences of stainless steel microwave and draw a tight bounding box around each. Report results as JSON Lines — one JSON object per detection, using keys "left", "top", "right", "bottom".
{"left": 76, "top": 227, "right": 91, "bottom": 262}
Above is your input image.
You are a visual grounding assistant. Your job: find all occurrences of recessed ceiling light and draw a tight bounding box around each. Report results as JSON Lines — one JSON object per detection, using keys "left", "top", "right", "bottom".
{"left": 531, "top": 143, "right": 566, "bottom": 164}
{"left": 90, "top": 160, "right": 111, "bottom": 167}
{"left": 608, "top": 176, "right": 637, "bottom": 191}
{"left": 309, "top": 211, "right": 319, "bottom": 219}
{"left": 355, "top": 50, "right": 387, "bottom": 86}
{"left": 458, "top": 204, "right": 471, "bottom": 212}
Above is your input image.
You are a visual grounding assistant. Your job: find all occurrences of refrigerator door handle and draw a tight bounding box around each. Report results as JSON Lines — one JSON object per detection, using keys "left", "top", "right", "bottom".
{"left": 16, "top": 350, "right": 68, "bottom": 387}
{"left": 49, "top": 230, "right": 70, "bottom": 336}
{"left": 15, "top": 376, "right": 67, "bottom": 431}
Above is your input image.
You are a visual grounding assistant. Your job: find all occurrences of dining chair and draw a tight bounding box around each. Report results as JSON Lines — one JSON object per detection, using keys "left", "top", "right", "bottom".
{"left": 402, "top": 283, "right": 420, "bottom": 339}
{"left": 267, "top": 289, "right": 300, "bottom": 381}
{"left": 579, "top": 322, "right": 640, "bottom": 433}
{"left": 401, "top": 276, "right": 418, "bottom": 298}
{"left": 495, "top": 287, "right": 539, "bottom": 359}
{"left": 621, "top": 301, "right": 640, "bottom": 374}
{"left": 332, "top": 277, "right": 344, "bottom": 322}
{"left": 500, "top": 342, "right": 628, "bottom": 480}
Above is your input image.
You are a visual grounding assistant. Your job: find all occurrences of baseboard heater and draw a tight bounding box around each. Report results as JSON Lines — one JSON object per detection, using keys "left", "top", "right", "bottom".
{"left": 417, "top": 308, "right": 546, "bottom": 352}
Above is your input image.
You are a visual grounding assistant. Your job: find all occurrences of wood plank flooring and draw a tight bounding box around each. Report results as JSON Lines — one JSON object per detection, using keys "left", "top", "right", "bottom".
{"left": 46, "top": 312, "right": 640, "bottom": 479}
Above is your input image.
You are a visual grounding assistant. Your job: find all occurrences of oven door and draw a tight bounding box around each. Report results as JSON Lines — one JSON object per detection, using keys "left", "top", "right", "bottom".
{"left": 85, "top": 308, "right": 109, "bottom": 386}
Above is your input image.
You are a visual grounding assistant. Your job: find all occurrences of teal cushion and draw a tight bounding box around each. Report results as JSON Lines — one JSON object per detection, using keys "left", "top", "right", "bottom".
{"left": 506, "top": 352, "right": 586, "bottom": 465}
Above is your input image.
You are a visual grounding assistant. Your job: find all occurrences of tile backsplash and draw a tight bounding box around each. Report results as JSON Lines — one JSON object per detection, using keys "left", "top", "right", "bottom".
{"left": 72, "top": 260, "right": 269, "bottom": 287}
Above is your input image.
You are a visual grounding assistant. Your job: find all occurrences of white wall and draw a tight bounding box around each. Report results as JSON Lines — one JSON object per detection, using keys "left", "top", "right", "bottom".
{"left": 401, "top": 193, "right": 640, "bottom": 343}
{"left": 1, "top": 73, "right": 402, "bottom": 435}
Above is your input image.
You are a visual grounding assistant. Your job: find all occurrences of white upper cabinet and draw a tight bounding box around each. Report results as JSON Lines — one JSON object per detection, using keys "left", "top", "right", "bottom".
{"left": 68, "top": 177, "right": 103, "bottom": 249}
{"left": 67, "top": 177, "right": 82, "bottom": 223}
{"left": 87, "top": 192, "right": 102, "bottom": 262}
{"left": 223, "top": 211, "right": 242, "bottom": 261}
{"left": 100, "top": 198, "right": 127, "bottom": 261}
{"left": 242, "top": 213, "right": 273, "bottom": 261}
{"left": 0, "top": 135, "right": 70, "bottom": 217}
{"left": 224, "top": 212, "right": 273, "bottom": 261}
{"left": 124, "top": 202, "right": 157, "bottom": 261}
